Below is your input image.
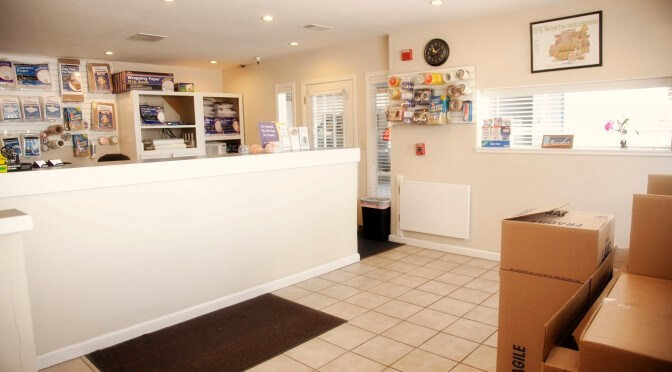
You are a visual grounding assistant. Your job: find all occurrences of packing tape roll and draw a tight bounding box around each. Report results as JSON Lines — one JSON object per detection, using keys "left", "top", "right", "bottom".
{"left": 389, "top": 88, "right": 401, "bottom": 100}
{"left": 425, "top": 73, "right": 444, "bottom": 85}
{"left": 388, "top": 76, "right": 401, "bottom": 87}
{"left": 444, "top": 73, "right": 452, "bottom": 82}
{"left": 456, "top": 69, "right": 470, "bottom": 80}
{"left": 47, "top": 124, "right": 65, "bottom": 135}
{"left": 98, "top": 136, "right": 109, "bottom": 145}
{"left": 50, "top": 139, "right": 65, "bottom": 149}
{"left": 450, "top": 99, "right": 463, "bottom": 112}
{"left": 458, "top": 84, "right": 471, "bottom": 95}
{"left": 447, "top": 85, "right": 461, "bottom": 98}
{"left": 41, "top": 144, "right": 50, "bottom": 152}
{"left": 109, "top": 135, "right": 119, "bottom": 145}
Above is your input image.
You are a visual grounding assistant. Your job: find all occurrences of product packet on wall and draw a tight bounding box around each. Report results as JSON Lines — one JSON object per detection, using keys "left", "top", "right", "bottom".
{"left": 14, "top": 62, "right": 52, "bottom": 90}
{"left": 22, "top": 134, "right": 40, "bottom": 157}
{"left": 413, "top": 88, "right": 431, "bottom": 105}
{"left": 43, "top": 96, "right": 62, "bottom": 121}
{"left": 1, "top": 96, "right": 22, "bottom": 121}
{"left": 139, "top": 104, "right": 165, "bottom": 125}
{"left": 401, "top": 80, "right": 414, "bottom": 92}
{"left": 401, "top": 91, "right": 415, "bottom": 108}
{"left": 72, "top": 134, "right": 89, "bottom": 157}
{"left": 21, "top": 97, "right": 43, "bottom": 121}
{"left": 1, "top": 137, "right": 21, "bottom": 156}
{"left": 87, "top": 63, "right": 112, "bottom": 94}
{"left": 58, "top": 59, "right": 84, "bottom": 102}
{"left": 402, "top": 110, "right": 414, "bottom": 124}
{"left": 63, "top": 106, "right": 85, "bottom": 130}
{"left": 413, "top": 109, "right": 429, "bottom": 124}
{"left": 0, "top": 60, "right": 15, "bottom": 89}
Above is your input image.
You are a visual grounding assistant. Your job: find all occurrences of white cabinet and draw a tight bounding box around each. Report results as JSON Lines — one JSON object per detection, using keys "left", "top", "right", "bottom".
{"left": 117, "top": 91, "right": 244, "bottom": 160}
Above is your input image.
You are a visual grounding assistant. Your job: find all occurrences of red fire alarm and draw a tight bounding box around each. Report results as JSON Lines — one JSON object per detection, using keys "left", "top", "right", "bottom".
{"left": 415, "top": 143, "right": 425, "bottom": 156}
{"left": 401, "top": 49, "right": 413, "bottom": 61}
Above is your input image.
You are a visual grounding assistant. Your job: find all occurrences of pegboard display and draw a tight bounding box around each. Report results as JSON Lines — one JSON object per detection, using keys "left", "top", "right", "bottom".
{"left": 387, "top": 66, "right": 476, "bottom": 126}
{"left": 0, "top": 53, "right": 119, "bottom": 158}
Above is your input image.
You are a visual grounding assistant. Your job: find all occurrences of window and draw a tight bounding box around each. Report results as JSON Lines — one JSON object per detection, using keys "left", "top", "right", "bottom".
{"left": 479, "top": 77, "right": 672, "bottom": 150}
{"left": 368, "top": 78, "right": 391, "bottom": 198}
{"left": 304, "top": 79, "right": 354, "bottom": 149}
{"left": 275, "top": 83, "right": 295, "bottom": 126}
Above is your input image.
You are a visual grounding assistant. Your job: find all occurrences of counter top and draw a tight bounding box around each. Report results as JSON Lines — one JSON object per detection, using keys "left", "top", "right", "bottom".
{"left": 0, "top": 209, "right": 33, "bottom": 235}
{"left": 1, "top": 148, "right": 360, "bottom": 199}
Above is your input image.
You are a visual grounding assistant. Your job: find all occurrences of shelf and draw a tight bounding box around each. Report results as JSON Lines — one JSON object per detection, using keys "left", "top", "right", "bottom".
{"left": 205, "top": 135, "right": 242, "bottom": 141}
{"left": 141, "top": 125, "right": 196, "bottom": 129}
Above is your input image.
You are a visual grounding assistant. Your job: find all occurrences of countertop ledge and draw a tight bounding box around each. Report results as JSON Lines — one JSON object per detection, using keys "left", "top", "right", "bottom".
{"left": 0, "top": 148, "right": 361, "bottom": 199}
{"left": 0, "top": 210, "right": 33, "bottom": 235}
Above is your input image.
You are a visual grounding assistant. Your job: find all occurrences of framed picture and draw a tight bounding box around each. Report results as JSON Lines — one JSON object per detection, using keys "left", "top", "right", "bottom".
{"left": 87, "top": 63, "right": 112, "bottom": 93}
{"left": 542, "top": 134, "right": 574, "bottom": 149}
{"left": 530, "top": 11, "right": 602, "bottom": 73}
{"left": 92, "top": 102, "right": 116, "bottom": 131}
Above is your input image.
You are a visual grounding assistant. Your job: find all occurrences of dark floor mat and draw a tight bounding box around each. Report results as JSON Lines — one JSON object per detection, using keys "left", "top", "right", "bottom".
{"left": 87, "top": 294, "right": 345, "bottom": 372}
{"left": 358, "top": 230, "right": 403, "bottom": 259}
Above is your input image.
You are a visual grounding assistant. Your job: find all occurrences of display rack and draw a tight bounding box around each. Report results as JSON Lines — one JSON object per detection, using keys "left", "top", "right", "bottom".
{"left": 200, "top": 93, "right": 244, "bottom": 156}
{"left": 387, "top": 65, "right": 476, "bottom": 126}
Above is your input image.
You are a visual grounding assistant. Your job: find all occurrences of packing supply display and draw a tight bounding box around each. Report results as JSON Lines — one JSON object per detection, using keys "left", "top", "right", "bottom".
{"left": 13, "top": 62, "right": 52, "bottom": 90}
{"left": 50, "top": 139, "right": 65, "bottom": 149}
{"left": 175, "top": 83, "right": 194, "bottom": 92}
{"left": 63, "top": 106, "right": 85, "bottom": 130}
{"left": 112, "top": 71, "right": 174, "bottom": 93}
{"left": 72, "top": 134, "right": 89, "bottom": 157}
{"left": 22, "top": 134, "right": 41, "bottom": 157}
{"left": 43, "top": 96, "right": 62, "bottom": 121}
{"left": 21, "top": 96, "right": 42, "bottom": 120}
{"left": 46, "top": 124, "right": 65, "bottom": 135}
{"left": 139, "top": 104, "right": 166, "bottom": 125}
{"left": 387, "top": 66, "right": 476, "bottom": 126}
{"left": 87, "top": 63, "right": 112, "bottom": 94}
{"left": 58, "top": 58, "right": 84, "bottom": 102}
{"left": 0, "top": 60, "right": 15, "bottom": 89}
{"left": 1, "top": 96, "right": 21, "bottom": 120}
{"left": 92, "top": 102, "right": 116, "bottom": 131}
{"left": 482, "top": 117, "right": 511, "bottom": 148}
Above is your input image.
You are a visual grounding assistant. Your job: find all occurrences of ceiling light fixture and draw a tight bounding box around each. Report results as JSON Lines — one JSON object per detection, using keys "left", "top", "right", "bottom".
{"left": 261, "top": 15, "right": 274, "bottom": 22}
{"left": 163, "top": 0, "right": 175, "bottom": 2}
{"left": 105, "top": 51, "right": 114, "bottom": 55}
{"left": 209, "top": 60, "right": 218, "bottom": 64}
{"left": 289, "top": 42, "right": 299, "bottom": 46}
{"left": 430, "top": 0, "right": 444, "bottom": 5}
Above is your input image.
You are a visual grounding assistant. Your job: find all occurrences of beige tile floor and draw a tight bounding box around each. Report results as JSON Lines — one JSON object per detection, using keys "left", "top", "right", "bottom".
{"left": 42, "top": 245, "right": 499, "bottom": 372}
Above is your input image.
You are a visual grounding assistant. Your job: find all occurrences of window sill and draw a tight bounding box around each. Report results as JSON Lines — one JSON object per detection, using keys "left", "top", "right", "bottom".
{"left": 475, "top": 147, "right": 672, "bottom": 157}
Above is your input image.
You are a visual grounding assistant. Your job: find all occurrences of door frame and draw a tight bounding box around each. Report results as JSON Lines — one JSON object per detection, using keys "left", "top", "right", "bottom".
{"left": 364, "top": 70, "right": 389, "bottom": 196}
{"left": 301, "top": 75, "right": 358, "bottom": 148}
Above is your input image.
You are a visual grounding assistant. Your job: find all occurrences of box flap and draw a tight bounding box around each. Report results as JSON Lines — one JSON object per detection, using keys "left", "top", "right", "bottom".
{"left": 506, "top": 203, "right": 569, "bottom": 220}
{"left": 628, "top": 194, "right": 672, "bottom": 280}
{"left": 544, "top": 347, "right": 580, "bottom": 372}
{"left": 510, "top": 210, "right": 613, "bottom": 231}
{"left": 648, "top": 174, "right": 672, "bottom": 196}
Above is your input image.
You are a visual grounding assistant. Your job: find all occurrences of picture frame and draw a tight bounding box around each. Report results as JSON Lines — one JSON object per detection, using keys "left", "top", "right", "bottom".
{"left": 87, "top": 63, "right": 112, "bottom": 94}
{"left": 542, "top": 134, "right": 574, "bottom": 149}
{"left": 530, "top": 11, "right": 602, "bottom": 73}
{"left": 92, "top": 102, "right": 116, "bottom": 131}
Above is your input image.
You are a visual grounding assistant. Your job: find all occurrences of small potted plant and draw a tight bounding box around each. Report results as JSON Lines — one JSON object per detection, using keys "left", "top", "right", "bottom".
{"left": 604, "top": 118, "right": 638, "bottom": 148}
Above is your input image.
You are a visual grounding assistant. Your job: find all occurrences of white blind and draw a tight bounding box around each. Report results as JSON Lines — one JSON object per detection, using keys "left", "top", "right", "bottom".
{"left": 276, "top": 86, "right": 294, "bottom": 126}
{"left": 311, "top": 91, "right": 344, "bottom": 148}
{"left": 372, "top": 84, "right": 391, "bottom": 198}
{"left": 479, "top": 77, "right": 672, "bottom": 149}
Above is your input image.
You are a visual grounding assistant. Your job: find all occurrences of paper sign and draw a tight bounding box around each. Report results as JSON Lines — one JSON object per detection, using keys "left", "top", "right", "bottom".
{"left": 257, "top": 122, "right": 279, "bottom": 147}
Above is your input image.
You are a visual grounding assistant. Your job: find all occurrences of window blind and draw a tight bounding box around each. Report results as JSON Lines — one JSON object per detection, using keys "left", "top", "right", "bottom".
{"left": 310, "top": 91, "right": 345, "bottom": 148}
{"left": 372, "top": 85, "right": 391, "bottom": 198}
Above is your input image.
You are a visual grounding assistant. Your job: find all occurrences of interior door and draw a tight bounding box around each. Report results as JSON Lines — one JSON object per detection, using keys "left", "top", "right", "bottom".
{"left": 304, "top": 79, "right": 354, "bottom": 148}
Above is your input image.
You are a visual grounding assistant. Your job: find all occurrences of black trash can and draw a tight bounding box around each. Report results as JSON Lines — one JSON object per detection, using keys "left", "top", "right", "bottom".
{"left": 360, "top": 197, "right": 391, "bottom": 241}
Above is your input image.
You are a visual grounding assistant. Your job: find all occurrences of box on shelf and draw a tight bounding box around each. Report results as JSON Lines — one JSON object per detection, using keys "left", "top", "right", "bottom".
{"left": 543, "top": 273, "right": 672, "bottom": 372}
{"left": 498, "top": 205, "right": 615, "bottom": 372}
{"left": 628, "top": 178, "right": 672, "bottom": 281}
{"left": 175, "top": 82, "right": 194, "bottom": 92}
{"left": 112, "top": 71, "right": 174, "bottom": 93}
{"left": 204, "top": 117, "right": 240, "bottom": 136}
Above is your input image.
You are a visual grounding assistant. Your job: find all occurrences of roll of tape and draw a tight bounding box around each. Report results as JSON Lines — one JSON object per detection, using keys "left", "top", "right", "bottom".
{"left": 456, "top": 69, "right": 470, "bottom": 80}
{"left": 388, "top": 76, "right": 401, "bottom": 87}
{"left": 109, "top": 135, "right": 119, "bottom": 145}
{"left": 389, "top": 88, "right": 401, "bottom": 100}
{"left": 47, "top": 124, "right": 65, "bottom": 135}
{"left": 450, "top": 99, "right": 463, "bottom": 112}
{"left": 458, "top": 84, "right": 471, "bottom": 95}
{"left": 41, "top": 144, "right": 50, "bottom": 152}
{"left": 424, "top": 73, "right": 444, "bottom": 85}
{"left": 447, "top": 85, "right": 461, "bottom": 98}
{"left": 98, "top": 137, "right": 109, "bottom": 145}
{"left": 61, "top": 133, "right": 72, "bottom": 141}
{"left": 444, "top": 73, "right": 452, "bottom": 82}
{"left": 415, "top": 74, "right": 426, "bottom": 84}
{"left": 50, "top": 139, "right": 65, "bottom": 149}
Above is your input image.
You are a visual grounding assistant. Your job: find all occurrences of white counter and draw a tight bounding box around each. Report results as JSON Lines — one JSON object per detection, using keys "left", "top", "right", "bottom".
{"left": 0, "top": 148, "right": 360, "bottom": 369}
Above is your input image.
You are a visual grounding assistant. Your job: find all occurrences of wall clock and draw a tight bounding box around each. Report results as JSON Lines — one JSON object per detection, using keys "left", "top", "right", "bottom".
{"left": 424, "top": 38, "right": 449, "bottom": 66}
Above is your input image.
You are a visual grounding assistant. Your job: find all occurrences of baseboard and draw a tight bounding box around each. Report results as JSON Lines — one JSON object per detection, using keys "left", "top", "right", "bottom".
{"left": 389, "top": 235, "right": 500, "bottom": 261}
{"left": 37, "top": 253, "right": 360, "bottom": 370}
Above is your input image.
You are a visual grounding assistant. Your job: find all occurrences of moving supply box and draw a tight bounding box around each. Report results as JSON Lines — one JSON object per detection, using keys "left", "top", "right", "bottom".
{"left": 628, "top": 175, "right": 672, "bottom": 281}
{"left": 543, "top": 273, "right": 672, "bottom": 372}
{"left": 498, "top": 207, "right": 615, "bottom": 372}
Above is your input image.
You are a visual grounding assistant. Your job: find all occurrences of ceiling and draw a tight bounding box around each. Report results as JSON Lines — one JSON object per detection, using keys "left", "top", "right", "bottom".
{"left": 0, "top": 0, "right": 572, "bottom": 70}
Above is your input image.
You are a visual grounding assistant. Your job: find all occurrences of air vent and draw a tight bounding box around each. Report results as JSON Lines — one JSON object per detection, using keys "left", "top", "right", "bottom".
{"left": 128, "top": 33, "right": 168, "bottom": 42}
{"left": 302, "top": 24, "right": 333, "bottom": 31}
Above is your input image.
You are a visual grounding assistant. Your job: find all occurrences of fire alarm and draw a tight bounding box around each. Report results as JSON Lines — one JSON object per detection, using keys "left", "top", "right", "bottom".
{"left": 401, "top": 49, "right": 413, "bottom": 61}
{"left": 415, "top": 143, "right": 425, "bottom": 156}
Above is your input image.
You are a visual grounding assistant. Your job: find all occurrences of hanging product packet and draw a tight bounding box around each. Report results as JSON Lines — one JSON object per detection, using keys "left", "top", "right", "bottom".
{"left": 43, "top": 96, "right": 63, "bottom": 121}
{"left": 72, "top": 134, "right": 89, "bottom": 157}
{"left": 87, "top": 63, "right": 112, "bottom": 94}
{"left": 0, "top": 60, "right": 16, "bottom": 89}
{"left": 58, "top": 59, "right": 84, "bottom": 102}
{"left": 1, "top": 96, "right": 22, "bottom": 121}
{"left": 22, "top": 134, "right": 41, "bottom": 157}
{"left": 14, "top": 62, "right": 52, "bottom": 90}
{"left": 21, "top": 97, "right": 43, "bottom": 121}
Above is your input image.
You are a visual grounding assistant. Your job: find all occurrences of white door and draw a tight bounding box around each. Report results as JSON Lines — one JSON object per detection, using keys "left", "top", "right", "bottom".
{"left": 304, "top": 79, "right": 354, "bottom": 148}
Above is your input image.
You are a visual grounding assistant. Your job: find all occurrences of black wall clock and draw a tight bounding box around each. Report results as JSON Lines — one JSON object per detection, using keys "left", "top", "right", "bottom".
{"left": 424, "top": 38, "right": 450, "bottom": 66}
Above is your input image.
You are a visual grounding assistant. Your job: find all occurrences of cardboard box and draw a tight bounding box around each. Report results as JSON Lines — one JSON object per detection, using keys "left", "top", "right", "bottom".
{"left": 498, "top": 251, "right": 613, "bottom": 372}
{"left": 544, "top": 273, "right": 672, "bottom": 371}
{"left": 628, "top": 194, "right": 672, "bottom": 281}
{"left": 647, "top": 174, "right": 672, "bottom": 195}
{"left": 501, "top": 206, "right": 615, "bottom": 283}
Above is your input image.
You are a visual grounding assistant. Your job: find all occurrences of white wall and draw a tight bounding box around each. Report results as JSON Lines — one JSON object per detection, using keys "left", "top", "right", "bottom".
{"left": 221, "top": 37, "right": 390, "bottom": 222}
{"left": 388, "top": 0, "right": 672, "bottom": 252}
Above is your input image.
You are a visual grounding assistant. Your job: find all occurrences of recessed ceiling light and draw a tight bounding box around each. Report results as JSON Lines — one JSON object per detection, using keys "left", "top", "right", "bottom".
{"left": 105, "top": 51, "right": 114, "bottom": 55}
{"left": 163, "top": 0, "right": 174, "bottom": 2}
{"left": 430, "top": 0, "right": 443, "bottom": 5}
{"left": 261, "top": 15, "right": 274, "bottom": 22}
{"left": 289, "top": 42, "right": 299, "bottom": 46}
{"left": 209, "top": 60, "right": 218, "bottom": 64}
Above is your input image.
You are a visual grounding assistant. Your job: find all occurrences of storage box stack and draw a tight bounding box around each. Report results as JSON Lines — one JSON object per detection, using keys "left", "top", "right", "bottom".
{"left": 542, "top": 174, "right": 672, "bottom": 372}
{"left": 497, "top": 206, "right": 615, "bottom": 372}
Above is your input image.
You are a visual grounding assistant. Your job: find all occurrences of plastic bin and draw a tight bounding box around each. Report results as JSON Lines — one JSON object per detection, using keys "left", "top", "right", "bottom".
{"left": 360, "top": 197, "right": 391, "bottom": 241}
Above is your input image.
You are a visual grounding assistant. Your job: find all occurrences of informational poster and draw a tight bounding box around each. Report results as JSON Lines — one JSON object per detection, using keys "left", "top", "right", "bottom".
{"left": 257, "top": 122, "right": 279, "bottom": 147}
{"left": 58, "top": 58, "right": 84, "bottom": 101}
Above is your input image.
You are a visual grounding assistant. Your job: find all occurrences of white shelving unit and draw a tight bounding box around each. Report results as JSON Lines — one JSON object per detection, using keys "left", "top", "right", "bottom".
{"left": 200, "top": 92, "right": 245, "bottom": 156}
{"left": 117, "top": 91, "right": 245, "bottom": 160}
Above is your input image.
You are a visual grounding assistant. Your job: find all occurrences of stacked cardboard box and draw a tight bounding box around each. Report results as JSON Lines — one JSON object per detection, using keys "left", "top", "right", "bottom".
{"left": 542, "top": 174, "right": 672, "bottom": 372}
{"left": 497, "top": 206, "right": 615, "bottom": 372}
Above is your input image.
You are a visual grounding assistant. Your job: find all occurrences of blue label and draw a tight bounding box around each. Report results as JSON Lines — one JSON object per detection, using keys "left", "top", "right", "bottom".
{"left": 482, "top": 141, "right": 510, "bottom": 148}
{"left": 15, "top": 63, "right": 51, "bottom": 86}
